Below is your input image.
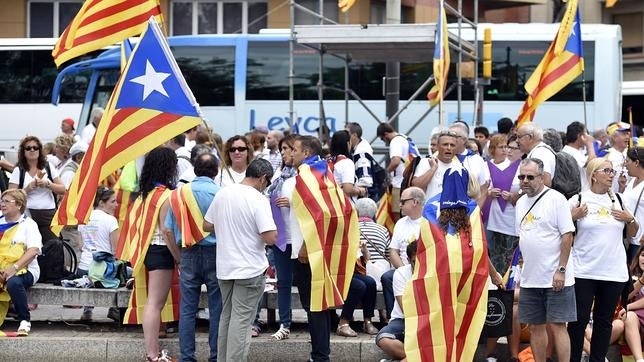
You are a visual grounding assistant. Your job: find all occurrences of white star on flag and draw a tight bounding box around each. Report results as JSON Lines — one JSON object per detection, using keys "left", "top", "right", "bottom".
{"left": 130, "top": 60, "right": 170, "bottom": 100}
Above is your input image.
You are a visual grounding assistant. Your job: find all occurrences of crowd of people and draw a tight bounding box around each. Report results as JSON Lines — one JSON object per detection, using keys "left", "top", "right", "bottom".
{"left": 0, "top": 114, "right": 644, "bottom": 362}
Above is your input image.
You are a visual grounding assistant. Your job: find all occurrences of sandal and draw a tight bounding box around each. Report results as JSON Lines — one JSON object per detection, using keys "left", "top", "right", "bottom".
{"left": 363, "top": 320, "right": 379, "bottom": 335}
{"left": 271, "top": 325, "right": 290, "bottom": 340}
{"left": 145, "top": 350, "right": 177, "bottom": 362}
{"left": 251, "top": 324, "right": 261, "bottom": 337}
{"left": 336, "top": 323, "right": 357, "bottom": 337}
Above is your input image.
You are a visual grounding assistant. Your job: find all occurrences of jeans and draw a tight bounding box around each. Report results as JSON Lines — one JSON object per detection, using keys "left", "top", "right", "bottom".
{"left": 272, "top": 244, "right": 293, "bottom": 328}
{"left": 7, "top": 272, "right": 34, "bottom": 322}
{"left": 568, "top": 278, "right": 624, "bottom": 362}
{"left": 179, "top": 245, "right": 221, "bottom": 362}
{"left": 381, "top": 269, "right": 395, "bottom": 319}
{"left": 341, "top": 273, "right": 377, "bottom": 320}
{"left": 218, "top": 273, "right": 265, "bottom": 362}
{"left": 293, "top": 259, "right": 330, "bottom": 362}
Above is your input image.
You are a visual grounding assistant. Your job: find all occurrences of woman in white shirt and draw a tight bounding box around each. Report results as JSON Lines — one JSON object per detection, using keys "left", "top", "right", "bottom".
{"left": 328, "top": 130, "right": 367, "bottom": 200}
{"left": 623, "top": 147, "right": 644, "bottom": 263}
{"left": 217, "top": 135, "right": 254, "bottom": 187}
{"left": 568, "top": 157, "right": 639, "bottom": 362}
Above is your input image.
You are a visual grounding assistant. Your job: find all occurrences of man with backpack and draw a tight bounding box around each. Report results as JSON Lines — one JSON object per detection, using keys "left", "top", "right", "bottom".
{"left": 346, "top": 123, "right": 386, "bottom": 201}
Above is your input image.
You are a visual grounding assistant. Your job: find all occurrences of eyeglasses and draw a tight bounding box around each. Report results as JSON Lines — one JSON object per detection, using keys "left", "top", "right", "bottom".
{"left": 517, "top": 174, "right": 540, "bottom": 181}
{"left": 516, "top": 133, "right": 531, "bottom": 139}
{"left": 0, "top": 199, "right": 17, "bottom": 204}
{"left": 229, "top": 146, "right": 248, "bottom": 153}
{"left": 400, "top": 198, "right": 415, "bottom": 205}
{"left": 595, "top": 168, "right": 617, "bottom": 176}
{"left": 507, "top": 145, "right": 520, "bottom": 150}
{"left": 24, "top": 146, "right": 40, "bottom": 152}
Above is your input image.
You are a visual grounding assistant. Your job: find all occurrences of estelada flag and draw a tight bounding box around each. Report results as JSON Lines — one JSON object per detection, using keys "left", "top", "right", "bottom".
{"left": 117, "top": 186, "right": 179, "bottom": 324}
{"left": 403, "top": 212, "right": 489, "bottom": 361}
{"left": 292, "top": 155, "right": 360, "bottom": 312}
{"left": 427, "top": 0, "right": 450, "bottom": 106}
{"left": 52, "top": 0, "right": 162, "bottom": 67}
{"left": 51, "top": 17, "right": 202, "bottom": 235}
{"left": 169, "top": 183, "right": 209, "bottom": 248}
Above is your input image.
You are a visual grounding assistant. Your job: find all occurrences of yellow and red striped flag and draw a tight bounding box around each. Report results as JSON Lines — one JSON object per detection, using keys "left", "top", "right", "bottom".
{"left": 117, "top": 186, "right": 179, "bottom": 324}
{"left": 375, "top": 191, "right": 395, "bottom": 234}
{"left": 52, "top": 0, "right": 162, "bottom": 67}
{"left": 169, "top": 184, "right": 209, "bottom": 248}
{"left": 292, "top": 156, "right": 359, "bottom": 312}
{"left": 516, "top": 0, "right": 584, "bottom": 126}
{"left": 427, "top": 0, "right": 450, "bottom": 106}
{"left": 338, "top": 0, "right": 356, "bottom": 13}
{"left": 403, "top": 212, "right": 489, "bottom": 361}
{"left": 51, "top": 18, "right": 202, "bottom": 235}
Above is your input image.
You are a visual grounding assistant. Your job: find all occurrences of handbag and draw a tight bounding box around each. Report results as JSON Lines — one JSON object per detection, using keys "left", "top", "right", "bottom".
{"left": 481, "top": 288, "right": 514, "bottom": 337}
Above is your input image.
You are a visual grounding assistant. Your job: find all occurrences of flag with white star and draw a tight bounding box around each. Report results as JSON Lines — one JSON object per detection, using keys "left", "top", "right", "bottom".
{"left": 52, "top": 17, "right": 202, "bottom": 233}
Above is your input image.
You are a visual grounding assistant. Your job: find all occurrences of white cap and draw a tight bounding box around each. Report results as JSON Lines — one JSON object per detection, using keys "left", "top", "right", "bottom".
{"left": 69, "top": 141, "right": 89, "bottom": 156}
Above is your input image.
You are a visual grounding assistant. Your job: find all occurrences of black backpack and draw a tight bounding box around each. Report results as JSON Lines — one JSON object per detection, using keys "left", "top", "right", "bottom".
{"left": 37, "top": 238, "right": 68, "bottom": 283}
{"left": 354, "top": 152, "right": 387, "bottom": 200}
{"left": 537, "top": 145, "right": 581, "bottom": 200}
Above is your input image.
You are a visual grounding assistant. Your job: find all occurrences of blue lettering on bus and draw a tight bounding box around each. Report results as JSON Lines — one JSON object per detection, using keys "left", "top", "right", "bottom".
{"left": 249, "top": 108, "right": 336, "bottom": 133}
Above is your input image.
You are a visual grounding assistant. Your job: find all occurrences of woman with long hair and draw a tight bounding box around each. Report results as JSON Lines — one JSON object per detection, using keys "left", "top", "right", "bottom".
{"left": 217, "top": 135, "right": 254, "bottom": 187}
{"left": 328, "top": 130, "right": 367, "bottom": 200}
{"left": 567, "top": 157, "right": 639, "bottom": 362}
{"left": 9, "top": 136, "right": 66, "bottom": 244}
{"left": 118, "top": 147, "right": 180, "bottom": 362}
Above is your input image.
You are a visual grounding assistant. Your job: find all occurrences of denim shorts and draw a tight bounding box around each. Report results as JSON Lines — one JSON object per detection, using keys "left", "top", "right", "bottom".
{"left": 376, "top": 318, "right": 405, "bottom": 344}
{"left": 518, "top": 286, "right": 577, "bottom": 324}
{"left": 144, "top": 245, "right": 175, "bottom": 271}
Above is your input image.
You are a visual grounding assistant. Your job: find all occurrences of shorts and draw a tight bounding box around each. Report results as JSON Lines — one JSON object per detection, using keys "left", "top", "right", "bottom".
{"left": 144, "top": 245, "right": 175, "bottom": 271}
{"left": 391, "top": 187, "right": 401, "bottom": 213}
{"left": 518, "top": 286, "right": 577, "bottom": 324}
{"left": 376, "top": 318, "right": 405, "bottom": 345}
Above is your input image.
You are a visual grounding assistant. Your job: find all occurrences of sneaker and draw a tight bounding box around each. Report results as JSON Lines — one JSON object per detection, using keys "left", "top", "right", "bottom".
{"left": 17, "top": 320, "right": 30, "bottom": 336}
{"left": 486, "top": 354, "right": 498, "bottom": 362}
{"left": 107, "top": 307, "right": 120, "bottom": 322}
{"left": 271, "top": 325, "right": 290, "bottom": 340}
{"left": 251, "top": 324, "right": 261, "bottom": 337}
{"left": 80, "top": 309, "right": 93, "bottom": 321}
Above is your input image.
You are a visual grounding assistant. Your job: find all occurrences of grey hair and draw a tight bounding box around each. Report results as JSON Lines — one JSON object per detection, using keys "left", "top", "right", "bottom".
{"left": 542, "top": 128, "right": 563, "bottom": 152}
{"left": 269, "top": 130, "right": 284, "bottom": 141}
{"left": 520, "top": 157, "right": 544, "bottom": 175}
{"left": 90, "top": 107, "right": 104, "bottom": 123}
{"left": 355, "top": 198, "right": 378, "bottom": 218}
{"left": 246, "top": 158, "right": 274, "bottom": 181}
{"left": 449, "top": 124, "right": 468, "bottom": 139}
{"left": 405, "top": 186, "right": 426, "bottom": 203}
{"left": 519, "top": 123, "right": 543, "bottom": 141}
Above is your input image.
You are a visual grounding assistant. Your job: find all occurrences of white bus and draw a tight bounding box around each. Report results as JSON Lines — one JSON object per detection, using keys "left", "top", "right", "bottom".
{"left": 622, "top": 81, "right": 644, "bottom": 125}
{"left": 51, "top": 23, "right": 622, "bottom": 149}
{"left": 0, "top": 38, "right": 100, "bottom": 150}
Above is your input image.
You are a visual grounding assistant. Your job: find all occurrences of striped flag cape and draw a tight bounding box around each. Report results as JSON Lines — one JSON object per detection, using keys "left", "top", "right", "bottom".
{"left": 52, "top": 0, "right": 162, "bottom": 67}
{"left": 427, "top": 0, "right": 450, "bottom": 106}
{"left": 116, "top": 186, "right": 179, "bottom": 324}
{"left": 169, "top": 183, "right": 209, "bottom": 248}
{"left": 113, "top": 182, "right": 134, "bottom": 230}
{"left": 292, "top": 155, "right": 360, "bottom": 311}
{"left": 375, "top": 191, "right": 395, "bottom": 234}
{"left": 51, "top": 18, "right": 203, "bottom": 235}
{"left": 403, "top": 212, "right": 489, "bottom": 361}
{"left": 0, "top": 220, "right": 21, "bottom": 327}
{"left": 516, "top": 0, "right": 583, "bottom": 126}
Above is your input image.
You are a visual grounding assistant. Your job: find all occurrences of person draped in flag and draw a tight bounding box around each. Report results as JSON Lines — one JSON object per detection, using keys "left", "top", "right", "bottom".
{"left": 117, "top": 147, "right": 180, "bottom": 362}
{"left": 402, "top": 165, "right": 491, "bottom": 362}
{"left": 283, "top": 135, "right": 359, "bottom": 362}
{"left": 0, "top": 189, "right": 41, "bottom": 337}
{"left": 164, "top": 153, "right": 222, "bottom": 362}
{"left": 204, "top": 158, "right": 277, "bottom": 362}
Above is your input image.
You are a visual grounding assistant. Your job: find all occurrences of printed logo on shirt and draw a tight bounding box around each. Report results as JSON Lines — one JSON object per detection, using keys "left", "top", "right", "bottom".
{"left": 521, "top": 212, "right": 540, "bottom": 231}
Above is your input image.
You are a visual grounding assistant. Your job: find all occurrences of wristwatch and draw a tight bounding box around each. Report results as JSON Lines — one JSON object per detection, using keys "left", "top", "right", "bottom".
{"left": 556, "top": 266, "right": 566, "bottom": 273}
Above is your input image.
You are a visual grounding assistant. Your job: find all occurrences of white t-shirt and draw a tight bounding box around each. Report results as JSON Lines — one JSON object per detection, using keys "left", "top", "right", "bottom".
{"left": 561, "top": 145, "right": 589, "bottom": 191}
{"left": 283, "top": 177, "right": 305, "bottom": 258}
{"left": 205, "top": 183, "right": 276, "bottom": 280}
{"left": 354, "top": 139, "right": 374, "bottom": 155}
{"left": 414, "top": 158, "right": 457, "bottom": 201}
{"left": 1, "top": 216, "right": 42, "bottom": 284}
{"left": 80, "top": 123, "right": 97, "bottom": 144}
{"left": 486, "top": 159, "right": 520, "bottom": 236}
{"left": 607, "top": 147, "right": 628, "bottom": 192}
{"left": 175, "top": 147, "right": 192, "bottom": 178}
{"left": 77, "top": 209, "right": 119, "bottom": 270}
{"left": 332, "top": 157, "right": 355, "bottom": 186}
{"left": 216, "top": 167, "right": 245, "bottom": 187}
{"left": 516, "top": 187, "right": 576, "bottom": 288}
{"left": 391, "top": 264, "right": 412, "bottom": 320}
{"left": 527, "top": 142, "right": 556, "bottom": 179}
{"left": 624, "top": 178, "right": 644, "bottom": 245}
{"left": 389, "top": 135, "right": 410, "bottom": 188}
{"left": 389, "top": 216, "right": 422, "bottom": 266}
{"left": 567, "top": 191, "right": 629, "bottom": 282}
{"left": 9, "top": 167, "right": 60, "bottom": 210}
{"left": 461, "top": 151, "right": 491, "bottom": 187}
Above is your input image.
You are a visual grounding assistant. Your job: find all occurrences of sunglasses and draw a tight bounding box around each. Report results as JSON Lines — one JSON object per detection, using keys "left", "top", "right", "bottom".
{"left": 24, "top": 146, "right": 40, "bottom": 152}
{"left": 595, "top": 168, "right": 616, "bottom": 176}
{"left": 229, "top": 146, "right": 248, "bottom": 153}
{"left": 400, "top": 198, "right": 415, "bottom": 205}
{"left": 517, "top": 174, "right": 539, "bottom": 181}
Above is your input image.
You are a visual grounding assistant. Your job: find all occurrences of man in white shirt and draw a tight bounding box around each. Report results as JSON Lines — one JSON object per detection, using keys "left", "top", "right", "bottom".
{"left": 449, "top": 123, "right": 489, "bottom": 205}
{"left": 561, "top": 121, "right": 596, "bottom": 192}
{"left": 377, "top": 123, "right": 414, "bottom": 222}
{"left": 412, "top": 131, "right": 458, "bottom": 201}
{"left": 203, "top": 159, "right": 277, "bottom": 362}
{"left": 346, "top": 122, "right": 374, "bottom": 155}
{"left": 80, "top": 107, "right": 104, "bottom": 144}
{"left": 517, "top": 123, "right": 556, "bottom": 187}
{"left": 166, "top": 134, "right": 193, "bottom": 178}
{"left": 380, "top": 186, "right": 425, "bottom": 320}
{"left": 606, "top": 122, "right": 631, "bottom": 192}
{"left": 375, "top": 240, "right": 417, "bottom": 362}
{"left": 515, "top": 158, "right": 576, "bottom": 362}
{"left": 262, "top": 130, "right": 283, "bottom": 172}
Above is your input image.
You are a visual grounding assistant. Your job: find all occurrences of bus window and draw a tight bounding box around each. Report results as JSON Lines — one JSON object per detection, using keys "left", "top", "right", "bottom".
{"left": 172, "top": 45, "right": 235, "bottom": 106}
{"left": 0, "top": 49, "right": 58, "bottom": 103}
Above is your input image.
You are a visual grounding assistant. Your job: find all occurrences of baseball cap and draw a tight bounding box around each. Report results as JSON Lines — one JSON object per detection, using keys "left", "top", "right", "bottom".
{"left": 606, "top": 122, "right": 630, "bottom": 136}
{"left": 69, "top": 141, "right": 89, "bottom": 156}
{"left": 62, "top": 118, "right": 75, "bottom": 129}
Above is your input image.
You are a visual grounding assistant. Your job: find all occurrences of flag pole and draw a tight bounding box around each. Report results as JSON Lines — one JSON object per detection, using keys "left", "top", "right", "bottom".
{"left": 581, "top": 71, "right": 588, "bottom": 126}
{"left": 629, "top": 106, "right": 634, "bottom": 148}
